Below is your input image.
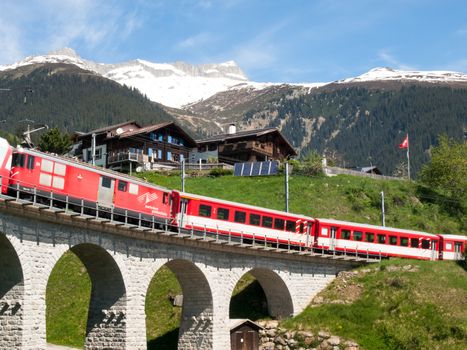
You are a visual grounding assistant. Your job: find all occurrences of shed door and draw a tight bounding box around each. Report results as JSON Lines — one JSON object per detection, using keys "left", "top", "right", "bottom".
{"left": 231, "top": 330, "right": 256, "bottom": 350}
{"left": 98, "top": 176, "right": 115, "bottom": 207}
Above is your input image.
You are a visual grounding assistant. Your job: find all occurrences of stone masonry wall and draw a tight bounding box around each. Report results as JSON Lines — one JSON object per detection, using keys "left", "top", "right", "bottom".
{"left": 0, "top": 207, "right": 355, "bottom": 350}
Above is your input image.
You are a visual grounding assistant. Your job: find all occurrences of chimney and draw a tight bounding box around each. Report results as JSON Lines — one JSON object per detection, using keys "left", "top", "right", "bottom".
{"left": 227, "top": 124, "right": 236, "bottom": 135}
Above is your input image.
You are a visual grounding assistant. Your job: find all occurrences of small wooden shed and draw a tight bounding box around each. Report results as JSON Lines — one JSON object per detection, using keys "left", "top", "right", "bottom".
{"left": 230, "top": 319, "right": 264, "bottom": 350}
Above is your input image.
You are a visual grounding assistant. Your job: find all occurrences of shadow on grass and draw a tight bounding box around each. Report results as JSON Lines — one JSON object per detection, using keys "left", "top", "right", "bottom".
{"left": 456, "top": 259, "right": 467, "bottom": 272}
{"left": 147, "top": 328, "right": 179, "bottom": 350}
{"left": 229, "top": 280, "right": 269, "bottom": 320}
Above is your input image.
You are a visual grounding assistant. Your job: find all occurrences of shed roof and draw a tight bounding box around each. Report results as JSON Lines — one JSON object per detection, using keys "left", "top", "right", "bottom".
{"left": 229, "top": 319, "right": 264, "bottom": 332}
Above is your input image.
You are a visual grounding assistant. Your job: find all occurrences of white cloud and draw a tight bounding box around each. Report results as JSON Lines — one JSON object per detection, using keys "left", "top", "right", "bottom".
{"left": 176, "top": 32, "right": 217, "bottom": 50}
{"left": 377, "top": 49, "right": 416, "bottom": 70}
{"left": 0, "top": 0, "right": 144, "bottom": 63}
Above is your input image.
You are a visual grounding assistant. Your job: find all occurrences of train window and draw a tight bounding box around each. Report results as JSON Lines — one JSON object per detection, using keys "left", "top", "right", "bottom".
{"left": 400, "top": 237, "right": 409, "bottom": 246}
{"left": 377, "top": 234, "right": 386, "bottom": 244}
{"left": 300, "top": 222, "right": 304, "bottom": 233}
{"left": 341, "top": 229, "right": 351, "bottom": 240}
{"left": 286, "top": 220, "right": 295, "bottom": 232}
{"left": 26, "top": 155, "right": 35, "bottom": 169}
{"left": 410, "top": 238, "right": 419, "bottom": 248}
{"left": 365, "top": 232, "right": 374, "bottom": 242}
{"left": 250, "top": 214, "right": 260, "bottom": 226}
{"left": 199, "top": 204, "right": 212, "bottom": 217}
{"left": 262, "top": 216, "right": 273, "bottom": 228}
{"left": 445, "top": 242, "right": 452, "bottom": 250}
{"left": 118, "top": 181, "right": 127, "bottom": 192}
{"left": 421, "top": 240, "right": 430, "bottom": 249}
{"left": 41, "top": 159, "right": 54, "bottom": 173}
{"left": 234, "top": 211, "right": 246, "bottom": 223}
{"left": 129, "top": 183, "right": 139, "bottom": 195}
{"left": 354, "top": 231, "right": 363, "bottom": 241}
{"left": 54, "top": 163, "right": 66, "bottom": 176}
{"left": 274, "top": 218, "right": 285, "bottom": 230}
{"left": 101, "top": 176, "right": 112, "bottom": 188}
{"left": 389, "top": 236, "right": 398, "bottom": 245}
{"left": 13, "top": 153, "right": 26, "bottom": 167}
{"left": 217, "top": 208, "right": 229, "bottom": 220}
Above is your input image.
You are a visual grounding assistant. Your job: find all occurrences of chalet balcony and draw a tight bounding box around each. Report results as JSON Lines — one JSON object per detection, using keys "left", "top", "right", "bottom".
{"left": 218, "top": 141, "right": 274, "bottom": 157}
{"left": 107, "top": 150, "right": 144, "bottom": 164}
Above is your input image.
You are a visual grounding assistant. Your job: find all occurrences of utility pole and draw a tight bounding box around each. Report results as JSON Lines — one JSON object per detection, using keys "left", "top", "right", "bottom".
{"left": 91, "top": 133, "right": 96, "bottom": 166}
{"left": 285, "top": 162, "right": 289, "bottom": 212}
{"left": 381, "top": 191, "right": 385, "bottom": 226}
{"left": 181, "top": 159, "right": 185, "bottom": 192}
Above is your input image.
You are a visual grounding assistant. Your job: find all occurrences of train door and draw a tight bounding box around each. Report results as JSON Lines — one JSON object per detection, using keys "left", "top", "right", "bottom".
{"left": 430, "top": 240, "right": 437, "bottom": 260}
{"left": 179, "top": 198, "right": 189, "bottom": 227}
{"left": 98, "top": 176, "right": 115, "bottom": 207}
{"left": 454, "top": 242, "right": 463, "bottom": 260}
{"left": 330, "top": 226, "right": 337, "bottom": 250}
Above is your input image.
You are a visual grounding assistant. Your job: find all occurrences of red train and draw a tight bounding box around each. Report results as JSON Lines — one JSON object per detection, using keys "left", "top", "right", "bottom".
{"left": 0, "top": 137, "right": 465, "bottom": 261}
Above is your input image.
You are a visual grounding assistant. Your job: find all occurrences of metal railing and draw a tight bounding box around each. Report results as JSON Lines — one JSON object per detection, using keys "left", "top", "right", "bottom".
{"left": 0, "top": 175, "right": 379, "bottom": 262}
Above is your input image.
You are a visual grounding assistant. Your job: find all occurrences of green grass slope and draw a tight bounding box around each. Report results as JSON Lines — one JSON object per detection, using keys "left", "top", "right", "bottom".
{"left": 45, "top": 174, "right": 466, "bottom": 349}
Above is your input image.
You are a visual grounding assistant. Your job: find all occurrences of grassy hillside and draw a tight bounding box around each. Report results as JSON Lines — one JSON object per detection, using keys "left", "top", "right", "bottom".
{"left": 45, "top": 173, "right": 466, "bottom": 349}
{"left": 282, "top": 259, "right": 467, "bottom": 350}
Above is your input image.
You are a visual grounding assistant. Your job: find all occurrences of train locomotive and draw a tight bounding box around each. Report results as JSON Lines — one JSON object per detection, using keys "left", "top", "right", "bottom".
{"left": 0, "top": 137, "right": 465, "bottom": 261}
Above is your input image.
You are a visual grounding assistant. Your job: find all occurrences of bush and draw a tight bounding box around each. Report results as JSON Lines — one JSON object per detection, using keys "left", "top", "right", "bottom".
{"left": 208, "top": 168, "right": 233, "bottom": 177}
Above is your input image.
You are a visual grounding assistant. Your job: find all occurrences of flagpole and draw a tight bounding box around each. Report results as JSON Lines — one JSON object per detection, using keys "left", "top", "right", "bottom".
{"left": 407, "top": 133, "right": 411, "bottom": 180}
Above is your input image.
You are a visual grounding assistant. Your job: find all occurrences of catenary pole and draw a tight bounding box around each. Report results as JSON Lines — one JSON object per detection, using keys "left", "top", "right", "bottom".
{"left": 285, "top": 162, "right": 289, "bottom": 212}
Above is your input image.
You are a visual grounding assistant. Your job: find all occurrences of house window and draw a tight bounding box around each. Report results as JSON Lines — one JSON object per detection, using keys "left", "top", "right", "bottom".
{"left": 208, "top": 144, "right": 217, "bottom": 151}
{"left": 157, "top": 149, "right": 162, "bottom": 159}
{"left": 167, "top": 151, "right": 172, "bottom": 161}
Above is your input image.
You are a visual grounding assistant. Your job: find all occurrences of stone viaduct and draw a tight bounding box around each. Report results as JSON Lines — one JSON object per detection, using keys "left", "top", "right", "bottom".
{"left": 0, "top": 197, "right": 366, "bottom": 350}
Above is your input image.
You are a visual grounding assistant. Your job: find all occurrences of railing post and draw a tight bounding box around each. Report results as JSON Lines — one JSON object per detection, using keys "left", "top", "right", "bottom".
{"left": 252, "top": 232, "right": 255, "bottom": 246}
{"left": 165, "top": 219, "right": 168, "bottom": 232}
{"left": 125, "top": 210, "right": 128, "bottom": 225}
{"left": 288, "top": 239, "right": 290, "bottom": 252}
{"left": 241, "top": 231, "right": 243, "bottom": 245}
{"left": 216, "top": 226, "right": 219, "bottom": 242}
{"left": 191, "top": 224, "right": 194, "bottom": 238}
{"left": 203, "top": 225, "right": 206, "bottom": 240}
{"left": 228, "top": 229, "right": 231, "bottom": 244}
{"left": 33, "top": 186, "right": 37, "bottom": 205}
{"left": 95, "top": 202, "right": 98, "bottom": 219}
{"left": 151, "top": 216, "right": 155, "bottom": 230}
{"left": 264, "top": 235, "right": 267, "bottom": 248}
{"left": 50, "top": 192, "right": 53, "bottom": 209}
{"left": 16, "top": 182, "right": 20, "bottom": 200}
{"left": 111, "top": 206, "right": 114, "bottom": 222}
{"left": 81, "top": 199, "right": 84, "bottom": 216}
{"left": 65, "top": 195, "right": 69, "bottom": 212}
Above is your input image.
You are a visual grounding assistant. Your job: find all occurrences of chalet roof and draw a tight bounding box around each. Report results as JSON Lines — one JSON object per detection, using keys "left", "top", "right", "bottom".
{"left": 358, "top": 166, "right": 382, "bottom": 174}
{"left": 78, "top": 120, "right": 141, "bottom": 137}
{"left": 197, "top": 127, "right": 297, "bottom": 156}
{"left": 119, "top": 121, "right": 197, "bottom": 147}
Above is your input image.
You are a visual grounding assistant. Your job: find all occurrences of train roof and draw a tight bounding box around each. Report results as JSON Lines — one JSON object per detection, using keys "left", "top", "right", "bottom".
{"left": 438, "top": 234, "right": 467, "bottom": 241}
{"left": 175, "top": 190, "right": 314, "bottom": 221}
{"left": 317, "top": 218, "right": 439, "bottom": 238}
{"left": 15, "top": 146, "right": 171, "bottom": 193}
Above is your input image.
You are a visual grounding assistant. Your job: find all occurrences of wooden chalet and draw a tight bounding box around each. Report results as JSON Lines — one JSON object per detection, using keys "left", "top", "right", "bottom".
{"left": 190, "top": 125, "right": 297, "bottom": 165}
{"left": 75, "top": 120, "right": 197, "bottom": 171}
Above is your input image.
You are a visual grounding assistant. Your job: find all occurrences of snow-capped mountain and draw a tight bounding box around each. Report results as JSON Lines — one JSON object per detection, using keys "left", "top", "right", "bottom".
{"left": 0, "top": 48, "right": 250, "bottom": 108}
{"left": 338, "top": 67, "right": 467, "bottom": 84}
{"left": 2, "top": 49, "right": 467, "bottom": 109}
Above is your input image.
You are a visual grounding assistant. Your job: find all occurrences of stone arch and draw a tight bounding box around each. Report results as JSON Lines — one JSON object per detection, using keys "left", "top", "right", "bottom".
{"left": 146, "top": 259, "right": 213, "bottom": 350}
{"left": 0, "top": 235, "right": 24, "bottom": 349}
{"left": 233, "top": 268, "right": 294, "bottom": 319}
{"left": 48, "top": 243, "right": 127, "bottom": 350}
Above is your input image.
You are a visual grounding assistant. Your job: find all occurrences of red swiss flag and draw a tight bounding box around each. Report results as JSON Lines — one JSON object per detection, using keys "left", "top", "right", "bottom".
{"left": 399, "top": 135, "right": 408, "bottom": 149}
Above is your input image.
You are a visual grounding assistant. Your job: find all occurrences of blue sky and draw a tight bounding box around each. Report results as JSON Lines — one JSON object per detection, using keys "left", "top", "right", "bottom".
{"left": 1, "top": 0, "right": 466, "bottom": 83}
